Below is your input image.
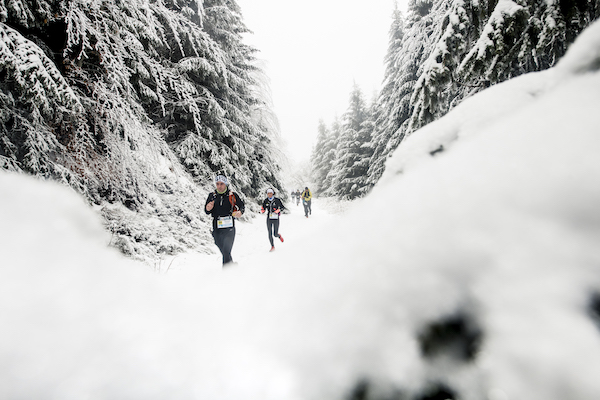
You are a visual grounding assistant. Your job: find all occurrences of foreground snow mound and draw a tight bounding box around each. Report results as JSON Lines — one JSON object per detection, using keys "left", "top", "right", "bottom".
{"left": 1, "top": 19, "right": 600, "bottom": 400}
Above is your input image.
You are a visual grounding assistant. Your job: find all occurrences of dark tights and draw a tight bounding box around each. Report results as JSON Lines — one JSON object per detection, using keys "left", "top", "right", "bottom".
{"left": 267, "top": 218, "right": 280, "bottom": 246}
{"left": 212, "top": 227, "right": 236, "bottom": 265}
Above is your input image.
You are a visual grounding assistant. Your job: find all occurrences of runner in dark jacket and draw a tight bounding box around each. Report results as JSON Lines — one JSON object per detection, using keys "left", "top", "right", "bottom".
{"left": 205, "top": 175, "right": 245, "bottom": 265}
{"left": 261, "top": 188, "right": 285, "bottom": 252}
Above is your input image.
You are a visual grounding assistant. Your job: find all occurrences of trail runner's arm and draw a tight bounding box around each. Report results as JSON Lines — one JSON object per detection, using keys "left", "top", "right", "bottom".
{"left": 205, "top": 193, "right": 215, "bottom": 213}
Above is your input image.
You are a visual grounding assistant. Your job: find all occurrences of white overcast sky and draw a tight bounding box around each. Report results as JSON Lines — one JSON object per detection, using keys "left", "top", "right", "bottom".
{"left": 235, "top": 0, "right": 409, "bottom": 163}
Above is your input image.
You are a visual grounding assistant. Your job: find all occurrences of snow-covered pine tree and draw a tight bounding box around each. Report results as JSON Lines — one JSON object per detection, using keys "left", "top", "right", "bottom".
{"left": 0, "top": 18, "right": 91, "bottom": 186}
{"left": 366, "top": 3, "right": 411, "bottom": 190}
{"left": 318, "top": 117, "right": 342, "bottom": 195}
{"left": 408, "top": 0, "right": 600, "bottom": 132}
{"left": 309, "top": 120, "right": 331, "bottom": 195}
{"left": 326, "top": 84, "right": 373, "bottom": 200}
{"left": 244, "top": 61, "right": 288, "bottom": 202}
{"left": 353, "top": 98, "right": 378, "bottom": 197}
{"left": 176, "top": 0, "right": 286, "bottom": 199}
{"left": 366, "top": 0, "right": 440, "bottom": 190}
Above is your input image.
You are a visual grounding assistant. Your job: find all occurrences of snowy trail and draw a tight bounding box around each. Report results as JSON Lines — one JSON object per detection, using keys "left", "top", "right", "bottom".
{"left": 160, "top": 199, "right": 336, "bottom": 276}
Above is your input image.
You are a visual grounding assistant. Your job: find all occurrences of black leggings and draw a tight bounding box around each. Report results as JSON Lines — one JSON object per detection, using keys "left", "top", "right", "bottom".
{"left": 212, "top": 227, "right": 236, "bottom": 265}
{"left": 267, "top": 218, "right": 280, "bottom": 246}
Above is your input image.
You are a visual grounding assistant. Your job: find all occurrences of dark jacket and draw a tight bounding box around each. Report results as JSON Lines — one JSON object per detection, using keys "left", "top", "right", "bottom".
{"left": 261, "top": 197, "right": 285, "bottom": 217}
{"left": 205, "top": 189, "right": 245, "bottom": 229}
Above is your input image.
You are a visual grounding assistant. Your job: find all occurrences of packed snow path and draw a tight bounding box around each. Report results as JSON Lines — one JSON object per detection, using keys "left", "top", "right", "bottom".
{"left": 161, "top": 199, "right": 338, "bottom": 275}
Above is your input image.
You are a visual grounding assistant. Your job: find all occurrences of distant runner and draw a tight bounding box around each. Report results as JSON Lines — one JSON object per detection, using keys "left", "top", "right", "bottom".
{"left": 205, "top": 175, "right": 244, "bottom": 266}
{"left": 261, "top": 188, "right": 285, "bottom": 252}
{"left": 301, "top": 186, "right": 312, "bottom": 218}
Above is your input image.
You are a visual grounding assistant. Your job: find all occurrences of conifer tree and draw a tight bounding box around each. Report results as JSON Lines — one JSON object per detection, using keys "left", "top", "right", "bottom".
{"left": 319, "top": 117, "right": 342, "bottom": 195}
{"left": 366, "top": 4, "right": 410, "bottom": 190}
{"left": 326, "top": 84, "right": 373, "bottom": 199}
{"left": 170, "top": 0, "right": 285, "bottom": 198}
{"left": 309, "top": 120, "right": 331, "bottom": 195}
{"left": 350, "top": 98, "right": 378, "bottom": 198}
{"left": 407, "top": 0, "right": 600, "bottom": 132}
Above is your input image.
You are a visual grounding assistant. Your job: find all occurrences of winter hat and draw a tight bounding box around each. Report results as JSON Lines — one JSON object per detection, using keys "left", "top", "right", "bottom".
{"left": 266, "top": 188, "right": 274, "bottom": 195}
{"left": 215, "top": 175, "right": 228, "bottom": 185}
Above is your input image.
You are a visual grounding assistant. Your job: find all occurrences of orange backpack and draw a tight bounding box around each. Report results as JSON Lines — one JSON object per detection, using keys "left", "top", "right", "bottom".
{"left": 229, "top": 192, "right": 239, "bottom": 212}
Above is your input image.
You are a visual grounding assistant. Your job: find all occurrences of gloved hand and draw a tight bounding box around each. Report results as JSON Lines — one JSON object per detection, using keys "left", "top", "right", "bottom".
{"left": 261, "top": 207, "right": 265, "bottom": 213}
{"left": 274, "top": 208, "right": 281, "bottom": 214}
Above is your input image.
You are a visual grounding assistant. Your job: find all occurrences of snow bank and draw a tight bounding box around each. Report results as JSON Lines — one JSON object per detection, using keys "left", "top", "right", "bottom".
{"left": 2, "top": 19, "right": 600, "bottom": 400}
